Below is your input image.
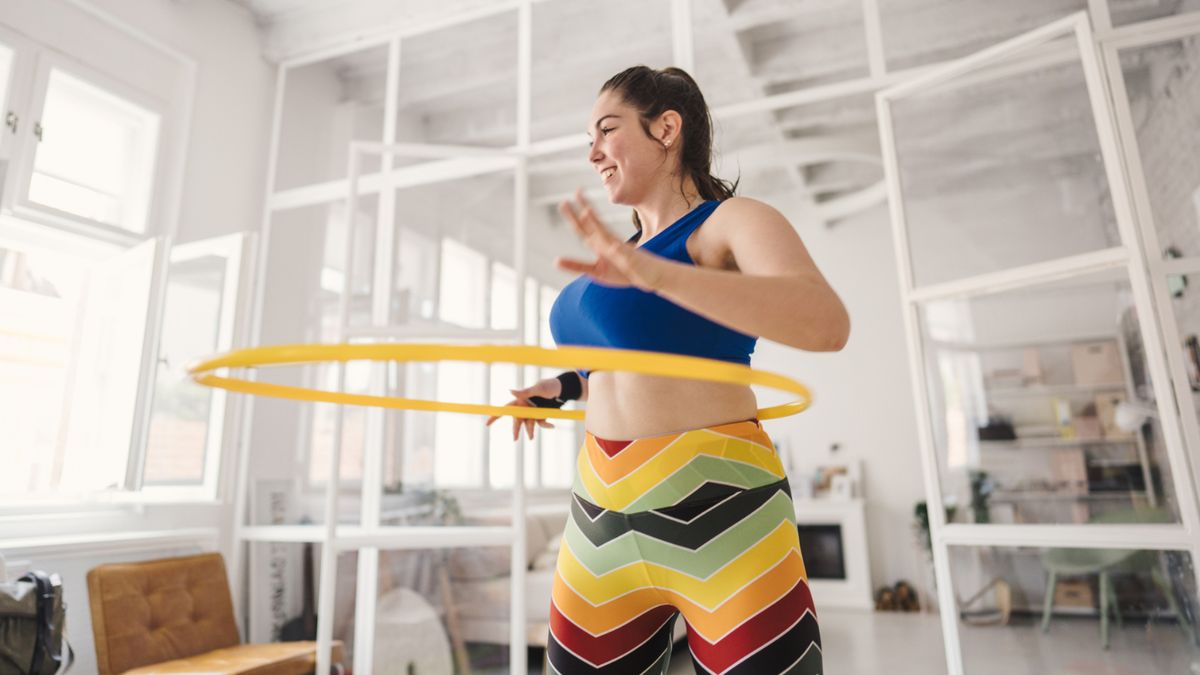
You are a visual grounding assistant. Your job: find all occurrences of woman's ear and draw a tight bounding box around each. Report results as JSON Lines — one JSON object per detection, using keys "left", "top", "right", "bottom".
{"left": 654, "top": 110, "right": 683, "bottom": 148}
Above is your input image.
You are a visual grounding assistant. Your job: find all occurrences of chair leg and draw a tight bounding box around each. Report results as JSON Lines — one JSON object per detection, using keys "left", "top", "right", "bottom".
{"left": 1106, "top": 575, "right": 1122, "bottom": 629}
{"left": 1041, "top": 570, "right": 1057, "bottom": 634}
{"left": 1100, "top": 573, "right": 1111, "bottom": 650}
{"left": 1150, "top": 567, "right": 1195, "bottom": 644}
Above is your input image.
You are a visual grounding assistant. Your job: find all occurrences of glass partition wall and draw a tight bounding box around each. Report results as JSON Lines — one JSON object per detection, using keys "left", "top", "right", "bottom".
{"left": 235, "top": 2, "right": 1200, "bottom": 674}
{"left": 878, "top": 10, "right": 1200, "bottom": 675}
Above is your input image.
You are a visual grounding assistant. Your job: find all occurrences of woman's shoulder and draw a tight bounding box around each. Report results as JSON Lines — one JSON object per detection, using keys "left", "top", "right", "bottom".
{"left": 707, "top": 196, "right": 793, "bottom": 236}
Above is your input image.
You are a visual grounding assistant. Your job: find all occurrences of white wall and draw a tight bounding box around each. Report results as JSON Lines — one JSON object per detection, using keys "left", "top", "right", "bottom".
{"left": 755, "top": 197, "right": 932, "bottom": 609}
{"left": 0, "top": 1, "right": 273, "bottom": 672}
{"left": 85, "top": 0, "right": 275, "bottom": 245}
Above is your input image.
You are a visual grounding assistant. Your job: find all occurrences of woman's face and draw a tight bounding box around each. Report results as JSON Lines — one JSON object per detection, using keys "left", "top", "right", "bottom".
{"left": 587, "top": 89, "right": 670, "bottom": 206}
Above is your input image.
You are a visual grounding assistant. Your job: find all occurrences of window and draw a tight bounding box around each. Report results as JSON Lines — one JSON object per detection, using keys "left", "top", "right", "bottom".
{"left": 142, "top": 235, "right": 246, "bottom": 493}
{"left": 0, "top": 4, "right": 201, "bottom": 508}
{"left": 438, "top": 237, "right": 488, "bottom": 328}
{"left": 0, "top": 230, "right": 155, "bottom": 499}
{"left": 0, "top": 41, "right": 13, "bottom": 120}
{"left": 27, "top": 67, "right": 161, "bottom": 233}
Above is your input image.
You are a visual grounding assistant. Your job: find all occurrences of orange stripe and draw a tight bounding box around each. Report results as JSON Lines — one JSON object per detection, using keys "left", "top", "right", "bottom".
{"left": 663, "top": 550, "right": 809, "bottom": 643}
{"left": 550, "top": 549, "right": 808, "bottom": 643}
{"left": 583, "top": 421, "right": 770, "bottom": 483}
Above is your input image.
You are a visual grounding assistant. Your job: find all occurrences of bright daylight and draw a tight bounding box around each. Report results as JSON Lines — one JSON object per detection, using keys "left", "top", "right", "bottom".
{"left": 1, "top": 1, "right": 1200, "bottom": 674}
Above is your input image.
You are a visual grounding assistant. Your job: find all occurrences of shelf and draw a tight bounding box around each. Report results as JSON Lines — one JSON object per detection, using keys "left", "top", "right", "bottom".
{"left": 979, "top": 437, "right": 1136, "bottom": 449}
{"left": 237, "top": 524, "right": 514, "bottom": 550}
{"left": 990, "top": 491, "right": 1147, "bottom": 502}
{"left": 984, "top": 383, "right": 1126, "bottom": 397}
{"left": 930, "top": 333, "right": 1117, "bottom": 352}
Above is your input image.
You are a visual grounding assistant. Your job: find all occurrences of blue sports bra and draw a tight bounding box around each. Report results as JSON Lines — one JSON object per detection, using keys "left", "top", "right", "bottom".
{"left": 548, "top": 200, "right": 757, "bottom": 378}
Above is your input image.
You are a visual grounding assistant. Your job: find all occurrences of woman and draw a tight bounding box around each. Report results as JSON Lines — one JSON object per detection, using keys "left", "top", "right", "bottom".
{"left": 488, "top": 66, "right": 848, "bottom": 675}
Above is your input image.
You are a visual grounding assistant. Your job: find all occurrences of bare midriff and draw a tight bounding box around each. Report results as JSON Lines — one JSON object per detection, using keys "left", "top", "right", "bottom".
{"left": 584, "top": 370, "right": 758, "bottom": 440}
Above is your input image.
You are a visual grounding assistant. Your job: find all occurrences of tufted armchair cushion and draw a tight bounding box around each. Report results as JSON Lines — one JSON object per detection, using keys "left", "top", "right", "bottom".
{"left": 87, "top": 553, "right": 342, "bottom": 675}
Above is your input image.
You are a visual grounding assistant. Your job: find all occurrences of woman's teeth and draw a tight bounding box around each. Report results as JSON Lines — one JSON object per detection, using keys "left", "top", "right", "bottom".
{"left": 602, "top": 168, "right": 616, "bottom": 181}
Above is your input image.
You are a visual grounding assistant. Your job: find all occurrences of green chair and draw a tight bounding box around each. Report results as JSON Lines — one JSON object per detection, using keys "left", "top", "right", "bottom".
{"left": 1040, "top": 507, "right": 1194, "bottom": 649}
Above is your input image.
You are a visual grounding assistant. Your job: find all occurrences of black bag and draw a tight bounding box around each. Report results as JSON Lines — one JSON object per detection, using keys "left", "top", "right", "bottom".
{"left": 0, "top": 571, "right": 72, "bottom": 675}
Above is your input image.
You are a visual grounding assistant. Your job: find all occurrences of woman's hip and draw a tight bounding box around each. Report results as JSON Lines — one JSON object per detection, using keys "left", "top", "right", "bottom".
{"left": 571, "top": 418, "right": 787, "bottom": 514}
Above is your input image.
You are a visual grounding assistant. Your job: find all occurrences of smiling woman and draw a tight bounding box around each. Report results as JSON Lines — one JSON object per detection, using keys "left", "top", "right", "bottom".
{"left": 488, "top": 65, "right": 847, "bottom": 675}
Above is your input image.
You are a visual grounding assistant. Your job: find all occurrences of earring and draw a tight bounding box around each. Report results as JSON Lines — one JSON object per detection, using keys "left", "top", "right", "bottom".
{"left": 664, "top": 139, "right": 672, "bottom": 148}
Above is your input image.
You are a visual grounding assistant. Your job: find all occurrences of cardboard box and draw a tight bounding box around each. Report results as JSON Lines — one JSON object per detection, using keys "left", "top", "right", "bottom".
{"left": 1071, "top": 340, "right": 1124, "bottom": 386}
{"left": 1054, "top": 578, "right": 1095, "bottom": 609}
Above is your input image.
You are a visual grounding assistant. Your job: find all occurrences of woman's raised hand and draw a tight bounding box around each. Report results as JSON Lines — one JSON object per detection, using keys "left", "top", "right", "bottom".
{"left": 555, "top": 189, "right": 671, "bottom": 291}
{"left": 485, "top": 377, "right": 560, "bottom": 441}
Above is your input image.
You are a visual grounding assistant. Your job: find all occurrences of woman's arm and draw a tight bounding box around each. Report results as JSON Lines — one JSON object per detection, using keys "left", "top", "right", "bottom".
{"left": 651, "top": 198, "right": 849, "bottom": 352}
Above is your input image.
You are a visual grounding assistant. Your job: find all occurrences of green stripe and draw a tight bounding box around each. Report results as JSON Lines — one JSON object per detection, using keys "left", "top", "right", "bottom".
{"left": 564, "top": 491, "right": 798, "bottom": 579}
{"left": 621, "top": 455, "right": 782, "bottom": 512}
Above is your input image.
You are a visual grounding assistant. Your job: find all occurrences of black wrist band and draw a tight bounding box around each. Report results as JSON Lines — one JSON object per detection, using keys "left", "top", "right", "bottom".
{"left": 528, "top": 395, "right": 567, "bottom": 409}
{"left": 556, "top": 371, "right": 583, "bottom": 401}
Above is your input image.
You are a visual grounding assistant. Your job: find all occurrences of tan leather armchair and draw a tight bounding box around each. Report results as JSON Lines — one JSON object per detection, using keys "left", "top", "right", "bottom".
{"left": 87, "top": 553, "right": 343, "bottom": 675}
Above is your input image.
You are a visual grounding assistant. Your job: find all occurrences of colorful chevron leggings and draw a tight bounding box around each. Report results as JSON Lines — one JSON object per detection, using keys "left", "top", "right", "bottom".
{"left": 546, "top": 418, "right": 822, "bottom": 674}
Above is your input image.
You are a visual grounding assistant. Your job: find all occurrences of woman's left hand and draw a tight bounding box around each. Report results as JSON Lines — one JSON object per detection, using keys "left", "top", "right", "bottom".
{"left": 556, "top": 190, "right": 672, "bottom": 291}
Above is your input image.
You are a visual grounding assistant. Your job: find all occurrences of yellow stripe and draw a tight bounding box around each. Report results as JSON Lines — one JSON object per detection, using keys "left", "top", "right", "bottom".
{"left": 558, "top": 520, "right": 801, "bottom": 609}
{"left": 577, "top": 442, "right": 784, "bottom": 511}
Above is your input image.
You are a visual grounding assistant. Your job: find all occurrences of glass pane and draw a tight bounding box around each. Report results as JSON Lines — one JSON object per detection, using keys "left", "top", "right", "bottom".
{"left": 538, "top": 285, "right": 557, "bottom": 349}
{"left": 881, "top": 0, "right": 1087, "bottom": 71}
{"left": 58, "top": 240, "right": 156, "bottom": 494}
{"left": 920, "top": 267, "right": 1185, "bottom": 525}
{"left": 307, "top": 360, "right": 371, "bottom": 489}
{"left": 0, "top": 41, "right": 13, "bottom": 121}
{"left": 725, "top": 93, "right": 883, "bottom": 221}
{"left": 1166, "top": 272, "right": 1200, "bottom": 487}
{"left": 398, "top": 11, "right": 517, "bottom": 147}
{"left": 891, "top": 36, "right": 1121, "bottom": 287}
{"left": 275, "top": 44, "right": 388, "bottom": 192}
{"left": 531, "top": 0, "right": 672, "bottom": 142}
{"left": 31, "top": 68, "right": 161, "bottom": 232}
{"left": 434, "top": 361, "right": 487, "bottom": 487}
{"left": 947, "top": 545, "right": 1199, "bottom": 674}
{"left": 711, "top": 111, "right": 797, "bottom": 202}
{"left": 143, "top": 252, "right": 228, "bottom": 485}
{"left": 488, "top": 362, "right": 521, "bottom": 488}
{"left": 490, "top": 261, "right": 517, "bottom": 331}
{"left": 541, "top": 422, "right": 578, "bottom": 488}
{"left": 1111, "top": 0, "right": 1200, "bottom": 26}
{"left": 438, "top": 239, "right": 488, "bottom": 329}
{"left": 695, "top": 0, "right": 868, "bottom": 109}
{"left": 1117, "top": 35, "right": 1200, "bottom": 257}
{"left": 392, "top": 173, "right": 514, "bottom": 331}
{"left": 0, "top": 239, "right": 89, "bottom": 497}
{"left": 339, "top": 541, "right": 522, "bottom": 671}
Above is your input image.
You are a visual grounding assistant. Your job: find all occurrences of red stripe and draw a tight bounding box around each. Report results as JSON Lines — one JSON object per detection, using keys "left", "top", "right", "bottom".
{"left": 594, "top": 437, "right": 634, "bottom": 457}
{"left": 686, "top": 578, "right": 816, "bottom": 673}
{"left": 590, "top": 418, "right": 761, "bottom": 458}
{"left": 550, "top": 600, "right": 677, "bottom": 665}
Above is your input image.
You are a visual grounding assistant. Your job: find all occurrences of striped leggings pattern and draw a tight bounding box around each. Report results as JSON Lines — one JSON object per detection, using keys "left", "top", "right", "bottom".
{"left": 546, "top": 420, "right": 822, "bottom": 674}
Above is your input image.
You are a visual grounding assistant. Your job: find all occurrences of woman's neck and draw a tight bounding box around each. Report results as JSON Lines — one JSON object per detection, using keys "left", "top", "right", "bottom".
{"left": 634, "top": 177, "right": 702, "bottom": 242}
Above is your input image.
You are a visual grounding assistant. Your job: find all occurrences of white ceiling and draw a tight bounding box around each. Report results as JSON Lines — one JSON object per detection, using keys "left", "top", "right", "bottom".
{"left": 226, "top": 0, "right": 1156, "bottom": 230}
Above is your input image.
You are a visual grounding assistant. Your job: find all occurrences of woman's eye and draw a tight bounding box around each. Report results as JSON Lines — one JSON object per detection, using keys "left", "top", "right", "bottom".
{"left": 601, "top": 127, "right": 614, "bottom": 135}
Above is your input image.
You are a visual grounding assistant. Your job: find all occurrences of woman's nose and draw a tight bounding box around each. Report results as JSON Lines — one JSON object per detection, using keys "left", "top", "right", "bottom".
{"left": 588, "top": 142, "right": 603, "bottom": 163}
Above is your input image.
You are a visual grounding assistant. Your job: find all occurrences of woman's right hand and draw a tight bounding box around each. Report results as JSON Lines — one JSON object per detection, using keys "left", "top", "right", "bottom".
{"left": 485, "top": 377, "right": 562, "bottom": 441}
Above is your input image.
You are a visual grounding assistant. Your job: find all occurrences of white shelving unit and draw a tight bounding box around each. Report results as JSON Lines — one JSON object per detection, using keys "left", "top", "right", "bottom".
{"left": 877, "top": 12, "right": 1200, "bottom": 674}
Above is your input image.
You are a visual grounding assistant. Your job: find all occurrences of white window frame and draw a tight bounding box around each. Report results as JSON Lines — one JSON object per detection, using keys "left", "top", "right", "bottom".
{"left": 10, "top": 46, "right": 168, "bottom": 245}
{"left": 0, "top": 24, "right": 37, "bottom": 185}
{"left": 136, "top": 233, "right": 252, "bottom": 501}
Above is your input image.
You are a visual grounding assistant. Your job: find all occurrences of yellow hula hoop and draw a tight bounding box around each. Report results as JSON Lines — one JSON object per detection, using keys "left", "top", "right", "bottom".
{"left": 187, "top": 343, "right": 811, "bottom": 421}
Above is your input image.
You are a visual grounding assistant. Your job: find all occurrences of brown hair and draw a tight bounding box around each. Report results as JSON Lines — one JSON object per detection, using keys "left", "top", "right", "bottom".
{"left": 599, "top": 65, "right": 737, "bottom": 233}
